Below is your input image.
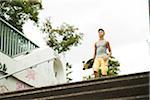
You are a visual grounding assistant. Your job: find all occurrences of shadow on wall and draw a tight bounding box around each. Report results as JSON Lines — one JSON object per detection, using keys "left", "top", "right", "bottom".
{"left": 53, "top": 58, "right": 66, "bottom": 83}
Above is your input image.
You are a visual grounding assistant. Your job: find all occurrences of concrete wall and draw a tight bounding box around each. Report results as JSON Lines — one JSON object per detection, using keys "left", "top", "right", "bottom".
{"left": 147, "top": 37, "right": 150, "bottom": 55}
{"left": 0, "top": 46, "right": 66, "bottom": 92}
{"left": 0, "top": 72, "right": 30, "bottom": 93}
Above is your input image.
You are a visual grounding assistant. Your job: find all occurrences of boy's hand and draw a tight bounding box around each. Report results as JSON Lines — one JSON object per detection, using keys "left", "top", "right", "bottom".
{"left": 103, "top": 55, "right": 109, "bottom": 61}
{"left": 108, "top": 52, "right": 112, "bottom": 57}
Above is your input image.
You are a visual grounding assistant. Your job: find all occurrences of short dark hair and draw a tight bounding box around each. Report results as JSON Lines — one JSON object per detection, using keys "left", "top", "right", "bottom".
{"left": 98, "top": 28, "right": 104, "bottom": 32}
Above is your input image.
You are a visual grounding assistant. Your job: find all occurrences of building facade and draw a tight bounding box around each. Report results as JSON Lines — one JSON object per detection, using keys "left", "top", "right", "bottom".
{"left": 0, "top": 17, "right": 66, "bottom": 93}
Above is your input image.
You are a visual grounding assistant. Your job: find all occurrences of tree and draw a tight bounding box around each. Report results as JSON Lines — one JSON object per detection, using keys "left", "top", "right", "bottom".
{"left": 107, "top": 56, "right": 120, "bottom": 76}
{"left": 41, "top": 18, "right": 83, "bottom": 54}
{"left": 41, "top": 18, "right": 83, "bottom": 82}
{"left": 66, "top": 62, "right": 73, "bottom": 83}
{"left": 0, "top": 0, "right": 42, "bottom": 32}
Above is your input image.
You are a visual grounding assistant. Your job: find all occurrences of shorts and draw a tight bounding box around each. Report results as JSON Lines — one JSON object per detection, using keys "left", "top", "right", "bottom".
{"left": 92, "top": 57, "right": 109, "bottom": 75}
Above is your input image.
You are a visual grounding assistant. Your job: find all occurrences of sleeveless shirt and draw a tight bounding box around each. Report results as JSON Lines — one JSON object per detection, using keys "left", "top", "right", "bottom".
{"left": 95, "top": 40, "right": 108, "bottom": 58}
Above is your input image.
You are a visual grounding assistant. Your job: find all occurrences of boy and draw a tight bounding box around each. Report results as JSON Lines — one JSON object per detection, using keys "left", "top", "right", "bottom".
{"left": 92, "top": 28, "right": 112, "bottom": 77}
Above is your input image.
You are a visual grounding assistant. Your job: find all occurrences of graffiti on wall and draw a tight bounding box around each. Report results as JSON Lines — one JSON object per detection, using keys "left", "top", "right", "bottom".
{"left": 0, "top": 85, "right": 9, "bottom": 93}
{"left": 25, "top": 69, "right": 36, "bottom": 81}
{"left": 0, "top": 62, "right": 7, "bottom": 72}
{"left": 16, "top": 81, "right": 28, "bottom": 91}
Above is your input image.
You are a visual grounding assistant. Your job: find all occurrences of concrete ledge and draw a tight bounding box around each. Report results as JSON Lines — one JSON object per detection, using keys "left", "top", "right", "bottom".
{"left": 0, "top": 71, "right": 149, "bottom": 100}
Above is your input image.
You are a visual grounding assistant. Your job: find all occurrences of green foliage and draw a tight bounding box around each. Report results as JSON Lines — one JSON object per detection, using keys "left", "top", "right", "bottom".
{"left": 66, "top": 62, "right": 73, "bottom": 83}
{"left": 41, "top": 18, "right": 83, "bottom": 54}
{"left": 107, "top": 56, "right": 120, "bottom": 75}
{"left": 0, "top": 0, "right": 42, "bottom": 32}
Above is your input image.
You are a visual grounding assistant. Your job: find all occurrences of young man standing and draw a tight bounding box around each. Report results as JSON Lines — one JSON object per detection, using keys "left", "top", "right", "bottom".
{"left": 92, "top": 28, "right": 112, "bottom": 78}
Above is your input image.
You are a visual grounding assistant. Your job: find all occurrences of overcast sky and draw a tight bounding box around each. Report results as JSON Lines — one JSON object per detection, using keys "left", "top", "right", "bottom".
{"left": 23, "top": 0, "right": 150, "bottom": 82}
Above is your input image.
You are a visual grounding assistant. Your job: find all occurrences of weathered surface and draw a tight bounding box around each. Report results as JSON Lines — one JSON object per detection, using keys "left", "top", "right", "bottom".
{"left": 0, "top": 71, "right": 149, "bottom": 100}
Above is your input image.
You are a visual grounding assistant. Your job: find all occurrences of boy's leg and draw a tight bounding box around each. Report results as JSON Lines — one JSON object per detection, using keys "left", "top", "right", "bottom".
{"left": 94, "top": 71, "right": 99, "bottom": 78}
{"left": 101, "top": 58, "right": 108, "bottom": 76}
{"left": 92, "top": 58, "right": 100, "bottom": 78}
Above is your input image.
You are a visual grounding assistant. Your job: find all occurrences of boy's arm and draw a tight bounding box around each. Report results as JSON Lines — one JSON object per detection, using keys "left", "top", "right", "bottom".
{"left": 93, "top": 43, "right": 97, "bottom": 59}
{"left": 106, "top": 41, "right": 112, "bottom": 57}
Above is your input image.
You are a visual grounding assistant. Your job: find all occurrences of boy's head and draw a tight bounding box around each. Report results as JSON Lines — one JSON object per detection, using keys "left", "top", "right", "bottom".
{"left": 98, "top": 28, "right": 105, "bottom": 38}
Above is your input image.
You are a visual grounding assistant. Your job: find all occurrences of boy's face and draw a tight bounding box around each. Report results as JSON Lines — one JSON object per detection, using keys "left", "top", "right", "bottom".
{"left": 98, "top": 30, "right": 104, "bottom": 38}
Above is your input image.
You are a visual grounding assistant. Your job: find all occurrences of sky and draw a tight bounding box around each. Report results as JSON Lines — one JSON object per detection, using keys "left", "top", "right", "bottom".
{"left": 23, "top": 0, "right": 150, "bottom": 82}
